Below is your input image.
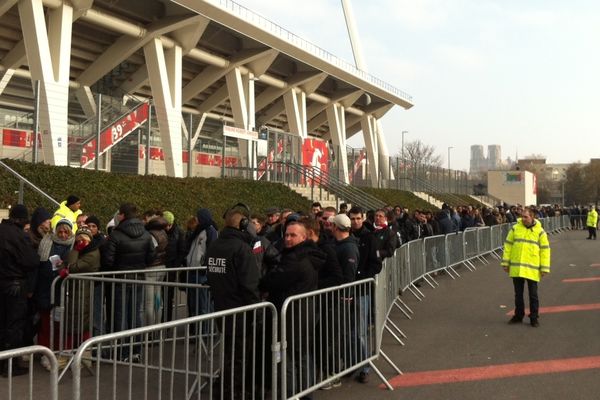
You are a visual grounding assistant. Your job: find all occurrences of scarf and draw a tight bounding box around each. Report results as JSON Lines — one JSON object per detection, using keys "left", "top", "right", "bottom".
{"left": 38, "top": 233, "right": 75, "bottom": 262}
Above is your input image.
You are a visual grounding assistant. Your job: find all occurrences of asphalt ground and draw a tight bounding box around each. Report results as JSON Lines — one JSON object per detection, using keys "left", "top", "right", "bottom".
{"left": 317, "top": 228, "right": 600, "bottom": 400}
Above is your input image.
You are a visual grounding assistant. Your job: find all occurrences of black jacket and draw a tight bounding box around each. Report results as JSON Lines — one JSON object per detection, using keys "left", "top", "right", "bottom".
{"left": 372, "top": 225, "right": 398, "bottom": 258}
{"left": 206, "top": 227, "right": 260, "bottom": 311}
{"left": 334, "top": 235, "right": 360, "bottom": 283}
{"left": 259, "top": 240, "right": 322, "bottom": 310}
{"left": 316, "top": 240, "right": 343, "bottom": 288}
{"left": 0, "top": 219, "right": 39, "bottom": 281}
{"left": 165, "top": 223, "right": 187, "bottom": 268}
{"left": 101, "top": 218, "right": 155, "bottom": 271}
{"left": 352, "top": 226, "right": 383, "bottom": 279}
{"left": 436, "top": 210, "right": 455, "bottom": 234}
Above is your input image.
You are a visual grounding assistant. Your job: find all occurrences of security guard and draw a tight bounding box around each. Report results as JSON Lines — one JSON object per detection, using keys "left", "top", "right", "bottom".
{"left": 586, "top": 205, "right": 598, "bottom": 240}
{"left": 502, "top": 207, "right": 550, "bottom": 327}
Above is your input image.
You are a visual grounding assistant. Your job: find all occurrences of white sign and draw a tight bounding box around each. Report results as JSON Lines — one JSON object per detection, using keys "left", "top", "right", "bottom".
{"left": 223, "top": 126, "right": 258, "bottom": 141}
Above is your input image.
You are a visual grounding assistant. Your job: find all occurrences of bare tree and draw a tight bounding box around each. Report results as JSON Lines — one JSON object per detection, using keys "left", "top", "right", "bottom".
{"left": 398, "top": 139, "right": 443, "bottom": 167}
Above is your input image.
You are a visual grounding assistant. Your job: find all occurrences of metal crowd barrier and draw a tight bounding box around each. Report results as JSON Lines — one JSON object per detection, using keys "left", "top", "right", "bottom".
{"left": 0, "top": 345, "right": 58, "bottom": 400}
{"left": 280, "top": 279, "right": 379, "bottom": 398}
{"left": 9, "top": 215, "right": 572, "bottom": 398}
{"left": 71, "top": 302, "right": 278, "bottom": 400}
{"left": 50, "top": 267, "right": 212, "bottom": 380}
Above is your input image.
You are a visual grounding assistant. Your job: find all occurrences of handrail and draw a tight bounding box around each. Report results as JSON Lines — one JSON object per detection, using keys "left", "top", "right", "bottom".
{"left": 273, "top": 161, "right": 385, "bottom": 210}
{"left": 0, "top": 160, "right": 60, "bottom": 206}
{"left": 414, "top": 176, "right": 465, "bottom": 206}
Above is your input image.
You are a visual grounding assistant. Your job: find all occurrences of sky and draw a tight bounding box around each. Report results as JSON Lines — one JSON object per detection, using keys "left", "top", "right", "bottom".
{"left": 238, "top": 0, "right": 600, "bottom": 171}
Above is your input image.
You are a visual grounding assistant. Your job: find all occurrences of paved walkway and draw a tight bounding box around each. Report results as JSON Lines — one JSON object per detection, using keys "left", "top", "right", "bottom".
{"left": 318, "top": 229, "right": 600, "bottom": 400}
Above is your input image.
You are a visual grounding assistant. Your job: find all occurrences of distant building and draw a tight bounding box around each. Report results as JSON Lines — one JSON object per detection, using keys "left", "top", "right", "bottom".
{"left": 470, "top": 144, "right": 508, "bottom": 177}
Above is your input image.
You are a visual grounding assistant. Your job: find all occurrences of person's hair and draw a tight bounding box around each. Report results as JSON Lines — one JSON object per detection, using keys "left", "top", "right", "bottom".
{"left": 186, "top": 215, "right": 198, "bottom": 231}
{"left": 285, "top": 220, "right": 306, "bottom": 233}
{"left": 348, "top": 206, "right": 364, "bottom": 216}
{"left": 119, "top": 203, "right": 137, "bottom": 220}
{"left": 522, "top": 207, "right": 535, "bottom": 218}
{"left": 311, "top": 202, "right": 322, "bottom": 208}
{"left": 225, "top": 210, "right": 246, "bottom": 229}
{"left": 323, "top": 206, "right": 337, "bottom": 214}
{"left": 300, "top": 216, "right": 320, "bottom": 237}
{"left": 251, "top": 214, "right": 266, "bottom": 224}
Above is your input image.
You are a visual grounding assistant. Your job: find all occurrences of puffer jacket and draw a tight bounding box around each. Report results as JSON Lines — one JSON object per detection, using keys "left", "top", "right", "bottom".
{"left": 101, "top": 218, "right": 155, "bottom": 271}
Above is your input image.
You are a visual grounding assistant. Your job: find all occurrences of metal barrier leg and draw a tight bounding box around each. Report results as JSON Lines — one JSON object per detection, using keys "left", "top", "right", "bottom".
{"left": 379, "top": 350, "right": 402, "bottom": 376}
{"left": 407, "top": 285, "right": 424, "bottom": 301}
{"left": 423, "top": 274, "right": 439, "bottom": 288}
{"left": 369, "top": 360, "right": 395, "bottom": 391}
{"left": 386, "top": 318, "right": 407, "bottom": 339}
{"left": 463, "top": 260, "right": 476, "bottom": 271}
{"left": 444, "top": 267, "right": 459, "bottom": 279}
{"left": 384, "top": 325, "right": 405, "bottom": 346}
{"left": 393, "top": 299, "right": 413, "bottom": 320}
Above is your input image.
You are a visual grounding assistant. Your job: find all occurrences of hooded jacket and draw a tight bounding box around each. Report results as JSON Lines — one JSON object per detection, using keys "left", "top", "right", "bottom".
{"left": 101, "top": 218, "right": 155, "bottom": 271}
{"left": 501, "top": 218, "right": 551, "bottom": 282}
{"left": 334, "top": 235, "right": 360, "bottom": 283}
{"left": 51, "top": 201, "right": 82, "bottom": 233}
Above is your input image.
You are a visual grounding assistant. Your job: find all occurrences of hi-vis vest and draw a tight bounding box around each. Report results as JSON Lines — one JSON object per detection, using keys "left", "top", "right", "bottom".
{"left": 501, "top": 218, "right": 550, "bottom": 282}
{"left": 586, "top": 209, "right": 598, "bottom": 228}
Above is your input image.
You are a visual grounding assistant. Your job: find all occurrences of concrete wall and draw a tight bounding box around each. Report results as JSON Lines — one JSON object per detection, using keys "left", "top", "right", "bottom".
{"left": 488, "top": 170, "right": 537, "bottom": 206}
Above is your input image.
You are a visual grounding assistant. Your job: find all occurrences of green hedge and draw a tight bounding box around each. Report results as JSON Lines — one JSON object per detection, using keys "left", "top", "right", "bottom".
{"left": 360, "top": 187, "right": 440, "bottom": 212}
{"left": 0, "top": 159, "right": 311, "bottom": 228}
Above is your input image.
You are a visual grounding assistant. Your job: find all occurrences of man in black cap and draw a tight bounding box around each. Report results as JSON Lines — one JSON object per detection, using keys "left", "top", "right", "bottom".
{"left": 0, "top": 204, "right": 40, "bottom": 377}
{"left": 51, "top": 194, "right": 83, "bottom": 233}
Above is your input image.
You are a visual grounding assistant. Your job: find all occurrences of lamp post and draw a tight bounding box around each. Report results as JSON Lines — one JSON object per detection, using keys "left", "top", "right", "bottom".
{"left": 448, "top": 146, "right": 454, "bottom": 192}
{"left": 401, "top": 130, "right": 407, "bottom": 161}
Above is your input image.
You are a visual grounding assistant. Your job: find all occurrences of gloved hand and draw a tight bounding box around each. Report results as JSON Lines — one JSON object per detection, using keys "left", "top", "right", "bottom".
{"left": 59, "top": 268, "right": 69, "bottom": 279}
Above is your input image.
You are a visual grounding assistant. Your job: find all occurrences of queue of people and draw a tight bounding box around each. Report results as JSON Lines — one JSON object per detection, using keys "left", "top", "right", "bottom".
{"left": 0, "top": 195, "right": 561, "bottom": 397}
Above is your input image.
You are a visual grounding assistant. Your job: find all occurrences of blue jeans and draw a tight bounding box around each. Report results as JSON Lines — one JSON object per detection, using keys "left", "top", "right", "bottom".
{"left": 187, "top": 272, "right": 212, "bottom": 335}
{"left": 356, "top": 294, "right": 371, "bottom": 374}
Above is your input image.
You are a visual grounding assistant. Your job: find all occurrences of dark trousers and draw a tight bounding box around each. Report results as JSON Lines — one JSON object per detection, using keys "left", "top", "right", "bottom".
{"left": 513, "top": 277, "right": 539, "bottom": 320}
{"left": 0, "top": 280, "right": 28, "bottom": 351}
{"left": 587, "top": 227, "right": 596, "bottom": 239}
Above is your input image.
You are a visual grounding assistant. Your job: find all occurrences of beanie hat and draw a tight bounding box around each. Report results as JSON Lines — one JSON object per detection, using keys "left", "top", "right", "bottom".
{"left": 163, "top": 211, "right": 175, "bottom": 225}
{"left": 85, "top": 215, "right": 101, "bottom": 228}
{"left": 66, "top": 195, "right": 80, "bottom": 207}
{"left": 76, "top": 226, "right": 93, "bottom": 241}
{"left": 55, "top": 218, "right": 73, "bottom": 232}
{"left": 30, "top": 207, "right": 51, "bottom": 232}
{"left": 9, "top": 204, "right": 29, "bottom": 221}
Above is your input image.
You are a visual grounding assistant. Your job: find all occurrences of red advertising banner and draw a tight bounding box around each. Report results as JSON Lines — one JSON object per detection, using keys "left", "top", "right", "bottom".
{"left": 139, "top": 146, "right": 239, "bottom": 168}
{"left": 302, "top": 138, "right": 328, "bottom": 172}
{"left": 81, "top": 103, "right": 150, "bottom": 167}
{"left": 301, "top": 138, "right": 329, "bottom": 185}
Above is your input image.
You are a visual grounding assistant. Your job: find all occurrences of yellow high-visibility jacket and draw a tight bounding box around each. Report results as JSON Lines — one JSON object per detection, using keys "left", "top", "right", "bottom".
{"left": 586, "top": 209, "right": 598, "bottom": 228}
{"left": 501, "top": 218, "right": 550, "bottom": 282}
{"left": 51, "top": 201, "right": 82, "bottom": 233}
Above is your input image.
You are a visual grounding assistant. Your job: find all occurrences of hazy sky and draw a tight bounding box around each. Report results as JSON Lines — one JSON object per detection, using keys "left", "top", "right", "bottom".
{"left": 238, "top": 0, "right": 600, "bottom": 171}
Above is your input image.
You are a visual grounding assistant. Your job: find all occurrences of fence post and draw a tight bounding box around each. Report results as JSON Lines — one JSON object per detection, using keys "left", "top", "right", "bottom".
{"left": 33, "top": 80, "right": 41, "bottom": 164}
{"left": 95, "top": 93, "right": 102, "bottom": 171}
{"left": 145, "top": 105, "right": 152, "bottom": 175}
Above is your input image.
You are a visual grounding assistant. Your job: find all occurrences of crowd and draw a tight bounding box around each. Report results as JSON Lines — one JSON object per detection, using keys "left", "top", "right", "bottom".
{"left": 0, "top": 194, "right": 588, "bottom": 396}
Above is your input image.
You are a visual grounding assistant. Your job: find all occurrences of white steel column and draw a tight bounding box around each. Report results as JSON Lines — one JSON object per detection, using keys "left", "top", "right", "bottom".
{"left": 375, "top": 118, "right": 394, "bottom": 181}
{"left": 283, "top": 89, "right": 308, "bottom": 139}
{"left": 326, "top": 104, "right": 349, "bottom": 183}
{"left": 19, "top": 0, "right": 73, "bottom": 165}
{"left": 144, "top": 38, "right": 183, "bottom": 177}
{"left": 225, "top": 68, "right": 256, "bottom": 172}
{"left": 361, "top": 115, "right": 379, "bottom": 186}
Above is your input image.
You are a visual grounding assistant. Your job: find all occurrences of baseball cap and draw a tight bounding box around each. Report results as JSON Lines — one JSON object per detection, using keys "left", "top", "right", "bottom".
{"left": 329, "top": 214, "right": 351, "bottom": 231}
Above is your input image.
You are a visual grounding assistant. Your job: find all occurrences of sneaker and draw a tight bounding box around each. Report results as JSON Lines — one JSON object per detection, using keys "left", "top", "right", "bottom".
{"left": 530, "top": 319, "right": 540, "bottom": 327}
{"left": 123, "top": 354, "right": 142, "bottom": 364}
{"left": 320, "top": 377, "right": 342, "bottom": 390}
{"left": 355, "top": 371, "right": 369, "bottom": 384}
{"left": 40, "top": 355, "right": 51, "bottom": 371}
{"left": 508, "top": 316, "right": 523, "bottom": 324}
